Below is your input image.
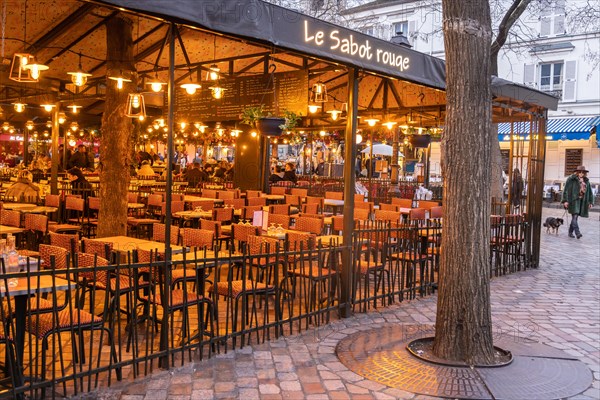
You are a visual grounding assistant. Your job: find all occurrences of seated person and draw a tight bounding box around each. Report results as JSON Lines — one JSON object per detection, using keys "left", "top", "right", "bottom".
{"left": 282, "top": 162, "right": 298, "bottom": 183}
{"left": 137, "top": 160, "right": 156, "bottom": 177}
{"left": 269, "top": 165, "right": 285, "bottom": 183}
{"left": 4, "top": 170, "right": 39, "bottom": 203}
{"left": 67, "top": 167, "right": 93, "bottom": 199}
{"left": 185, "top": 162, "right": 208, "bottom": 187}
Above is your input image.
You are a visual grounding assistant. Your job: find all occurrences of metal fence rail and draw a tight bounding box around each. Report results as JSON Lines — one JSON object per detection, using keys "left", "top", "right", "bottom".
{"left": 0, "top": 216, "right": 533, "bottom": 398}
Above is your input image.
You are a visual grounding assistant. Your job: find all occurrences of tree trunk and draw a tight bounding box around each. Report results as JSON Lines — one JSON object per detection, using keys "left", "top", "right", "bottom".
{"left": 97, "top": 16, "right": 135, "bottom": 238}
{"left": 433, "top": 0, "right": 495, "bottom": 365}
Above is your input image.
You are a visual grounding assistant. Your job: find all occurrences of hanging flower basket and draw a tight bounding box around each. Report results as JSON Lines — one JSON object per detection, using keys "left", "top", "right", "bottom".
{"left": 410, "top": 134, "right": 431, "bottom": 148}
{"left": 258, "top": 117, "right": 286, "bottom": 137}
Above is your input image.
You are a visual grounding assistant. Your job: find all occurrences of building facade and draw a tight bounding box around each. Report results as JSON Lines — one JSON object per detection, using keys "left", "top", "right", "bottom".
{"left": 341, "top": 0, "right": 600, "bottom": 187}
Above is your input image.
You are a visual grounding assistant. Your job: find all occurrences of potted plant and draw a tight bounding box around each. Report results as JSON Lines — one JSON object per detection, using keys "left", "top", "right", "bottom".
{"left": 240, "top": 105, "right": 286, "bottom": 137}
{"left": 278, "top": 110, "right": 302, "bottom": 132}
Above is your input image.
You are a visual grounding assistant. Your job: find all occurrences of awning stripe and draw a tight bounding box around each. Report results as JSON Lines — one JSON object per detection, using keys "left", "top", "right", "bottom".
{"left": 497, "top": 116, "right": 600, "bottom": 135}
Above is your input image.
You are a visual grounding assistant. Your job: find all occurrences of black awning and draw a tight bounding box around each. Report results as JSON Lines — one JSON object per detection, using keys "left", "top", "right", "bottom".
{"left": 91, "top": 0, "right": 446, "bottom": 89}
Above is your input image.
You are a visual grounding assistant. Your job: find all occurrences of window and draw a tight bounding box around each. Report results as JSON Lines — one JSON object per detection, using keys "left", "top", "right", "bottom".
{"left": 539, "top": 62, "right": 563, "bottom": 97}
{"left": 363, "top": 26, "right": 375, "bottom": 36}
{"left": 564, "top": 149, "right": 582, "bottom": 176}
{"left": 539, "top": 0, "right": 566, "bottom": 37}
{"left": 393, "top": 21, "right": 408, "bottom": 36}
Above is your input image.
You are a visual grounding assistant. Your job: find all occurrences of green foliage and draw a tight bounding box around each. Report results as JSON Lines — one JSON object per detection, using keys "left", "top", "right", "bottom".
{"left": 279, "top": 110, "right": 302, "bottom": 130}
{"left": 240, "top": 105, "right": 265, "bottom": 127}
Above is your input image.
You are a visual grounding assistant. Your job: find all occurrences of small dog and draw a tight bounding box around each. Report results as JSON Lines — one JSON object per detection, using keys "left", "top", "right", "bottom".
{"left": 543, "top": 217, "right": 564, "bottom": 235}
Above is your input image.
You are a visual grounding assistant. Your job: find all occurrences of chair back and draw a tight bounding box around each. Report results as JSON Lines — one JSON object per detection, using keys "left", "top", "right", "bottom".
{"left": 325, "top": 191, "right": 343, "bottom": 200}
{"left": 223, "top": 198, "right": 245, "bottom": 209}
{"left": 242, "top": 205, "right": 263, "bottom": 221}
{"left": 147, "top": 194, "right": 163, "bottom": 207}
{"left": 231, "top": 224, "right": 260, "bottom": 252}
{"left": 152, "top": 223, "right": 179, "bottom": 245}
{"left": 391, "top": 198, "right": 413, "bottom": 208}
{"left": 189, "top": 200, "right": 214, "bottom": 211}
{"left": 202, "top": 189, "right": 218, "bottom": 198}
{"left": 332, "top": 215, "right": 344, "bottom": 233}
{"left": 88, "top": 197, "right": 101, "bottom": 211}
{"left": 0, "top": 209, "right": 21, "bottom": 227}
{"left": 246, "top": 190, "right": 262, "bottom": 198}
{"left": 429, "top": 206, "right": 443, "bottom": 219}
{"left": 182, "top": 228, "right": 214, "bottom": 249}
{"left": 305, "top": 196, "right": 324, "bottom": 211}
{"left": 212, "top": 207, "right": 234, "bottom": 224}
{"left": 354, "top": 208, "right": 370, "bottom": 221}
{"left": 271, "top": 186, "right": 287, "bottom": 195}
{"left": 247, "top": 196, "right": 267, "bottom": 207}
{"left": 409, "top": 208, "right": 427, "bottom": 221}
{"left": 374, "top": 209, "right": 401, "bottom": 223}
{"left": 65, "top": 196, "right": 85, "bottom": 212}
{"left": 44, "top": 194, "right": 61, "bottom": 208}
{"left": 418, "top": 200, "right": 439, "bottom": 211}
{"left": 269, "top": 204, "right": 290, "bottom": 215}
{"left": 200, "top": 219, "right": 222, "bottom": 237}
{"left": 39, "top": 244, "right": 69, "bottom": 270}
{"left": 127, "top": 192, "right": 139, "bottom": 203}
{"left": 379, "top": 203, "right": 399, "bottom": 212}
{"left": 290, "top": 188, "right": 308, "bottom": 197}
{"left": 82, "top": 238, "right": 113, "bottom": 260}
{"left": 217, "top": 190, "right": 235, "bottom": 200}
{"left": 24, "top": 213, "right": 48, "bottom": 233}
{"left": 268, "top": 213, "right": 291, "bottom": 229}
{"left": 354, "top": 194, "right": 365, "bottom": 203}
{"left": 295, "top": 216, "right": 324, "bottom": 235}
{"left": 302, "top": 203, "right": 319, "bottom": 215}
{"left": 285, "top": 194, "right": 302, "bottom": 206}
{"left": 248, "top": 234, "right": 280, "bottom": 256}
{"left": 49, "top": 232, "right": 79, "bottom": 253}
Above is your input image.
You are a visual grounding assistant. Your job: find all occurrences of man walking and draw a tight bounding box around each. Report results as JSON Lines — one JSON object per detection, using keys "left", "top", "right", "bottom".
{"left": 561, "top": 165, "right": 594, "bottom": 238}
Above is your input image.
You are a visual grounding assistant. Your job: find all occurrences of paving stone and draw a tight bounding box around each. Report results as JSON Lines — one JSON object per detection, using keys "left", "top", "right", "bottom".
{"left": 259, "top": 383, "right": 281, "bottom": 394}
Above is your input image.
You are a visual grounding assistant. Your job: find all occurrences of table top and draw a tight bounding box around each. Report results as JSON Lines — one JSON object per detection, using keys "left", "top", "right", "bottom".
{"left": 0, "top": 275, "right": 72, "bottom": 297}
{"left": 2, "top": 204, "right": 58, "bottom": 214}
{"left": 184, "top": 195, "right": 224, "bottom": 203}
{"left": 316, "top": 235, "right": 344, "bottom": 246}
{"left": 324, "top": 199, "right": 344, "bottom": 206}
{"left": 0, "top": 224, "right": 24, "bottom": 235}
{"left": 128, "top": 203, "right": 145, "bottom": 209}
{"left": 90, "top": 236, "right": 185, "bottom": 254}
{"left": 175, "top": 210, "right": 213, "bottom": 219}
{"left": 2, "top": 203, "right": 39, "bottom": 211}
{"left": 261, "top": 194, "right": 285, "bottom": 201}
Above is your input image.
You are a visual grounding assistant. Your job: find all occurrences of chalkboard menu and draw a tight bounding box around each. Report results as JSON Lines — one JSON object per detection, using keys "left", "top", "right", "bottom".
{"left": 564, "top": 148, "right": 582, "bottom": 176}
{"left": 174, "top": 70, "right": 308, "bottom": 122}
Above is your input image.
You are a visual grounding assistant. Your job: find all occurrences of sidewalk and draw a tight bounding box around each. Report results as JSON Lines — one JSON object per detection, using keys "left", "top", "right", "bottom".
{"left": 91, "top": 208, "right": 600, "bottom": 400}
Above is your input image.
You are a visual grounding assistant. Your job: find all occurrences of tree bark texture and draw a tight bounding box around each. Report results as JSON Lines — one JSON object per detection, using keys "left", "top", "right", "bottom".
{"left": 98, "top": 16, "right": 135, "bottom": 238}
{"left": 433, "top": 0, "right": 495, "bottom": 365}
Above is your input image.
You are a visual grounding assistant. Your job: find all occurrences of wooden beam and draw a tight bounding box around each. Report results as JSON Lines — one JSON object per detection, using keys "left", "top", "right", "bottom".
{"left": 26, "top": 3, "right": 95, "bottom": 53}
{"left": 367, "top": 80, "right": 385, "bottom": 109}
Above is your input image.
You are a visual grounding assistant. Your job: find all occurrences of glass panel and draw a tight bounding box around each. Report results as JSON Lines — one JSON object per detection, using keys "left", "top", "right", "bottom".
{"left": 553, "top": 63, "right": 563, "bottom": 85}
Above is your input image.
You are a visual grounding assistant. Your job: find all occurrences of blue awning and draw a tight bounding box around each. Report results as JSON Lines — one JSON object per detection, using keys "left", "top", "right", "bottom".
{"left": 498, "top": 116, "right": 600, "bottom": 141}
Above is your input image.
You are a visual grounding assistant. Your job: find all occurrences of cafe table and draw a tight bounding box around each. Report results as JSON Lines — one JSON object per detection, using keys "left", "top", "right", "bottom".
{"left": 183, "top": 195, "right": 224, "bottom": 204}
{"left": 260, "top": 194, "right": 285, "bottom": 204}
{"left": 323, "top": 199, "right": 344, "bottom": 215}
{"left": 0, "top": 224, "right": 24, "bottom": 235}
{"left": 1, "top": 274, "right": 73, "bottom": 380}
{"left": 89, "top": 236, "right": 185, "bottom": 261}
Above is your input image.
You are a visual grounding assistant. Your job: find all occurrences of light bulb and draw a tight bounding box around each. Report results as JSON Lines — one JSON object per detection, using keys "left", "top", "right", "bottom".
{"left": 69, "top": 105, "right": 81, "bottom": 113}
{"left": 383, "top": 121, "right": 397, "bottom": 130}
{"left": 42, "top": 104, "right": 54, "bottom": 112}
{"left": 58, "top": 113, "right": 66, "bottom": 124}
{"left": 46, "top": 121, "right": 52, "bottom": 128}
{"left": 211, "top": 87, "right": 225, "bottom": 99}
{"left": 327, "top": 110, "right": 341, "bottom": 121}
{"left": 2, "top": 122, "right": 10, "bottom": 131}
{"left": 131, "top": 94, "right": 141, "bottom": 109}
{"left": 181, "top": 83, "right": 201, "bottom": 95}
{"left": 319, "top": 130, "right": 326, "bottom": 137}
{"left": 180, "top": 122, "right": 187, "bottom": 130}
{"left": 13, "top": 103, "right": 26, "bottom": 113}
{"left": 251, "top": 130, "right": 258, "bottom": 138}
{"left": 356, "top": 133, "right": 363, "bottom": 144}
{"left": 365, "top": 118, "right": 379, "bottom": 127}
{"left": 208, "top": 64, "right": 220, "bottom": 81}
{"left": 25, "top": 63, "right": 48, "bottom": 80}
{"left": 147, "top": 127, "right": 153, "bottom": 133}
{"left": 20, "top": 55, "right": 29, "bottom": 68}
{"left": 71, "top": 123, "right": 79, "bottom": 132}
{"left": 308, "top": 104, "right": 321, "bottom": 114}
{"left": 138, "top": 115, "right": 145, "bottom": 121}
{"left": 109, "top": 75, "right": 131, "bottom": 89}
{"left": 68, "top": 71, "right": 91, "bottom": 87}
{"left": 26, "top": 120, "right": 34, "bottom": 130}
{"left": 117, "top": 78, "right": 124, "bottom": 89}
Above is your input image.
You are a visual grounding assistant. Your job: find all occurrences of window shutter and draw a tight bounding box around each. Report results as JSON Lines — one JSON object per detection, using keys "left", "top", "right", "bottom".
{"left": 540, "top": 16, "right": 551, "bottom": 36}
{"left": 562, "top": 60, "right": 577, "bottom": 102}
{"left": 523, "top": 64, "right": 536, "bottom": 87}
{"left": 553, "top": 14, "right": 565, "bottom": 35}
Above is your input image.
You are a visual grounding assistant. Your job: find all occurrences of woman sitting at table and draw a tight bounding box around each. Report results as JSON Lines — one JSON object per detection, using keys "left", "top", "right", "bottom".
{"left": 137, "top": 160, "right": 156, "bottom": 177}
{"left": 68, "top": 167, "right": 92, "bottom": 198}
{"left": 4, "top": 170, "right": 40, "bottom": 203}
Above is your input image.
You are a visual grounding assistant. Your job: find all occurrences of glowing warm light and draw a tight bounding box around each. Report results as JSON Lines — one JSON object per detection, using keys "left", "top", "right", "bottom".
{"left": 230, "top": 129, "right": 241, "bottom": 137}
{"left": 194, "top": 123, "right": 207, "bottom": 133}
{"left": 68, "top": 71, "right": 92, "bottom": 87}
{"left": 70, "top": 122, "right": 79, "bottom": 132}
{"left": 319, "top": 130, "right": 327, "bottom": 137}
{"left": 356, "top": 133, "right": 363, "bottom": 144}
{"left": 365, "top": 118, "right": 379, "bottom": 127}
{"left": 68, "top": 104, "right": 82, "bottom": 113}
{"left": 181, "top": 83, "right": 201, "bottom": 95}
{"left": 58, "top": 112, "right": 67, "bottom": 124}
{"left": 207, "top": 64, "right": 220, "bottom": 81}
{"left": 147, "top": 127, "right": 153, "bottom": 133}
{"left": 327, "top": 110, "right": 341, "bottom": 121}
{"left": 41, "top": 104, "right": 54, "bottom": 112}
{"left": 138, "top": 115, "right": 145, "bottom": 121}
{"left": 383, "top": 121, "right": 397, "bottom": 130}
{"left": 2, "top": 122, "right": 10, "bottom": 131}
{"left": 210, "top": 86, "right": 225, "bottom": 99}
{"left": 109, "top": 76, "right": 132, "bottom": 89}
{"left": 250, "top": 130, "right": 258, "bottom": 138}
{"left": 46, "top": 121, "right": 52, "bottom": 128}
{"left": 131, "top": 94, "right": 141, "bottom": 109}
{"left": 217, "top": 129, "right": 224, "bottom": 137}
{"left": 26, "top": 120, "right": 34, "bottom": 130}
{"left": 308, "top": 104, "right": 321, "bottom": 114}
{"left": 13, "top": 102, "right": 26, "bottom": 113}
{"left": 24, "top": 62, "right": 49, "bottom": 80}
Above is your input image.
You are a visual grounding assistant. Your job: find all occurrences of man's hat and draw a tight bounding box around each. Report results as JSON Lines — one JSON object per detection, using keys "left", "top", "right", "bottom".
{"left": 574, "top": 165, "right": 589, "bottom": 173}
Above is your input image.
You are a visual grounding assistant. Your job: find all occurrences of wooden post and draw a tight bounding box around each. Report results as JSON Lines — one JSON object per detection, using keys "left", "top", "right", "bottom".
{"left": 97, "top": 15, "right": 134, "bottom": 237}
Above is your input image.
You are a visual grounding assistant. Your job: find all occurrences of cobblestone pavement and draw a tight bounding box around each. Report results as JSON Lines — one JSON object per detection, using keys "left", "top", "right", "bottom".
{"left": 90, "top": 208, "right": 600, "bottom": 400}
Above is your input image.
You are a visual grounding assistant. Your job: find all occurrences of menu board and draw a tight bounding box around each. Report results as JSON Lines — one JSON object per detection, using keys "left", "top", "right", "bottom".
{"left": 174, "top": 70, "right": 308, "bottom": 122}
{"left": 564, "top": 148, "right": 582, "bottom": 176}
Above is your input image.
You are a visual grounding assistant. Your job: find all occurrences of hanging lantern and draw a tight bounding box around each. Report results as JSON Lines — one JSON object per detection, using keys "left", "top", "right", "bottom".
{"left": 68, "top": 104, "right": 82, "bottom": 113}
{"left": 58, "top": 112, "right": 67, "bottom": 124}
{"left": 365, "top": 118, "right": 379, "bottom": 127}
{"left": 13, "top": 102, "right": 26, "bottom": 113}
{"left": 41, "top": 104, "right": 55, "bottom": 112}
{"left": 382, "top": 121, "right": 397, "bottom": 130}
{"left": 45, "top": 121, "right": 52, "bottom": 128}
{"left": 2, "top": 122, "right": 10, "bottom": 131}
{"left": 67, "top": 54, "right": 92, "bottom": 87}
{"left": 210, "top": 86, "right": 226, "bottom": 99}
{"left": 70, "top": 122, "right": 79, "bottom": 132}
{"left": 9, "top": 53, "right": 37, "bottom": 82}
{"left": 146, "top": 72, "right": 166, "bottom": 92}
{"left": 108, "top": 74, "right": 132, "bottom": 89}
{"left": 308, "top": 104, "right": 321, "bottom": 114}
{"left": 327, "top": 109, "right": 341, "bottom": 121}
{"left": 22, "top": 56, "right": 49, "bottom": 80}
{"left": 311, "top": 81, "right": 328, "bottom": 103}
{"left": 356, "top": 133, "right": 363, "bottom": 144}
{"left": 207, "top": 64, "right": 220, "bottom": 81}
{"left": 181, "top": 82, "right": 201, "bottom": 95}
{"left": 26, "top": 120, "right": 34, "bottom": 130}
{"left": 125, "top": 93, "right": 146, "bottom": 119}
